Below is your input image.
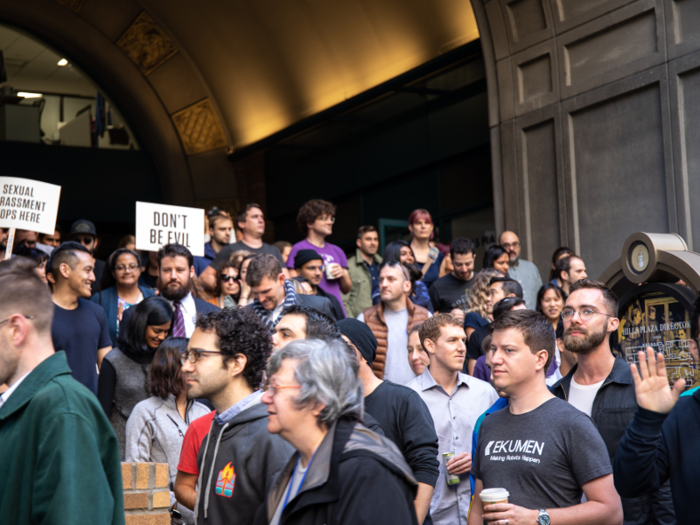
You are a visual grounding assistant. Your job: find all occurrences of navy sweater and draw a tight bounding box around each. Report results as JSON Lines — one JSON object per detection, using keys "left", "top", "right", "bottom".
{"left": 613, "top": 389, "right": 700, "bottom": 525}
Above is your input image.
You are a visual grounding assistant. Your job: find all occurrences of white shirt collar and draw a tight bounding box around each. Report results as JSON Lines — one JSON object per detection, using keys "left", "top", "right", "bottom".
{"left": 0, "top": 370, "right": 32, "bottom": 408}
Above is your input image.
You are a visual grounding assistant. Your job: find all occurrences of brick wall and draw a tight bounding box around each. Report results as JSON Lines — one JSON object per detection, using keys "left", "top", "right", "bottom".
{"left": 122, "top": 462, "right": 171, "bottom": 525}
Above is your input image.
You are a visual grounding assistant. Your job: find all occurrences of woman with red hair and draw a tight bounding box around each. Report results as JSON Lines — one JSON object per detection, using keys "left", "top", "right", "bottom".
{"left": 408, "top": 209, "right": 447, "bottom": 288}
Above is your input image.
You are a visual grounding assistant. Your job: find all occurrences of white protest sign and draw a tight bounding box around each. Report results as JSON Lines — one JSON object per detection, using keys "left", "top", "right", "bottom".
{"left": 0, "top": 177, "right": 61, "bottom": 235}
{"left": 135, "top": 201, "right": 205, "bottom": 257}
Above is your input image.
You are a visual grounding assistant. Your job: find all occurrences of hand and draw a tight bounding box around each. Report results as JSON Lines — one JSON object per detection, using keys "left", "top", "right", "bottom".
{"left": 482, "top": 503, "right": 538, "bottom": 525}
{"left": 631, "top": 348, "right": 685, "bottom": 414}
{"left": 449, "top": 308, "right": 466, "bottom": 323}
{"left": 446, "top": 452, "right": 471, "bottom": 475}
{"left": 329, "top": 263, "right": 343, "bottom": 280}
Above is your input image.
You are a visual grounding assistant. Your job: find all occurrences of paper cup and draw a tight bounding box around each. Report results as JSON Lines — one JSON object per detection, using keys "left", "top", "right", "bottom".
{"left": 479, "top": 488, "right": 509, "bottom": 505}
{"left": 325, "top": 263, "right": 337, "bottom": 280}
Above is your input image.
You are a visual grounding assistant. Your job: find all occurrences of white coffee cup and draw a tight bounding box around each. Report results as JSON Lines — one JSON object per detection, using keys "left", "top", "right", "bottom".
{"left": 325, "top": 263, "right": 338, "bottom": 280}
{"left": 479, "top": 488, "right": 509, "bottom": 505}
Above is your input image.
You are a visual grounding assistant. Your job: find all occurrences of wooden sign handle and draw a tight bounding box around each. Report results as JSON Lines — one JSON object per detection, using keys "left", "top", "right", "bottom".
{"left": 4, "top": 227, "right": 15, "bottom": 260}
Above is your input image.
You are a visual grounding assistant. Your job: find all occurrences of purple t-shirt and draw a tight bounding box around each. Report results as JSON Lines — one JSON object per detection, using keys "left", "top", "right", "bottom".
{"left": 288, "top": 239, "right": 348, "bottom": 315}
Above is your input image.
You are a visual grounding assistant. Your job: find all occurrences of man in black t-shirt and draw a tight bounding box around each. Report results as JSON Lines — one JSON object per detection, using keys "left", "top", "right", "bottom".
{"left": 338, "top": 318, "right": 439, "bottom": 525}
{"left": 199, "top": 204, "right": 284, "bottom": 293}
{"left": 468, "top": 310, "right": 622, "bottom": 525}
{"left": 47, "top": 242, "right": 112, "bottom": 395}
{"left": 428, "top": 238, "right": 476, "bottom": 321}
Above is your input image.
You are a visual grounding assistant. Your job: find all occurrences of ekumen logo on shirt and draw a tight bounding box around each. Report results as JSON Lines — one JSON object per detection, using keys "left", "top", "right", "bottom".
{"left": 485, "top": 440, "right": 545, "bottom": 456}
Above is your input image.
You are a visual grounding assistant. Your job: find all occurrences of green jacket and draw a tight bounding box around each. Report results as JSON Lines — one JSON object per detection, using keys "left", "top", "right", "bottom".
{"left": 0, "top": 351, "right": 124, "bottom": 525}
{"left": 342, "top": 249, "right": 382, "bottom": 318}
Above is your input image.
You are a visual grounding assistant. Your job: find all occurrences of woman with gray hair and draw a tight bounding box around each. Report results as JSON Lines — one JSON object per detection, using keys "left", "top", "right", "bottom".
{"left": 256, "top": 338, "right": 420, "bottom": 525}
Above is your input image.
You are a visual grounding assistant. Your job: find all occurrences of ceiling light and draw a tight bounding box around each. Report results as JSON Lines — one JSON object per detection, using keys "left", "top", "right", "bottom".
{"left": 17, "top": 92, "right": 42, "bottom": 98}
{"left": 57, "top": 58, "right": 68, "bottom": 66}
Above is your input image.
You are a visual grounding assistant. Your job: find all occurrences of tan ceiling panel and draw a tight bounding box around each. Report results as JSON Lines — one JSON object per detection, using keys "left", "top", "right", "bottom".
{"left": 53, "top": 0, "right": 84, "bottom": 13}
{"left": 117, "top": 12, "right": 178, "bottom": 75}
{"left": 172, "top": 98, "right": 227, "bottom": 155}
{"left": 140, "top": 0, "right": 479, "bottom": 149}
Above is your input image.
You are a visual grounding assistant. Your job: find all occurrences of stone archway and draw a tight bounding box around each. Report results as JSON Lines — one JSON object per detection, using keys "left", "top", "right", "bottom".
{"left": 471, "top": 0, "right": 700, "bottom": 280}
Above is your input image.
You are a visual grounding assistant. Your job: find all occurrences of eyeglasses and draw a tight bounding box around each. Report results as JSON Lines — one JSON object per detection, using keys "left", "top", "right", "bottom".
{"left": 75, "top": 236, "right": 95, "bottom": 245}
{"left": 318, "top": 216, "right": 336, "bottom": 224}
{"left": 266, "top": 382, "right": 302, "bottom": 397}
{"left": 501, "top": 242, "right": 520, "bottom": 250}
{"left": 115, "top": 264, "right": 140, "bottom": 273}
{"left": 561, "top": 308, "right": 615, "bottom": 322}
{"left": 180, "top": 349, "right": 223, "bottom": 365}
{"left": 220, "top": 274, "right": 237, "bottom": 282}
{"left": 0, "top": 315, "right": 35, "bottom": 327}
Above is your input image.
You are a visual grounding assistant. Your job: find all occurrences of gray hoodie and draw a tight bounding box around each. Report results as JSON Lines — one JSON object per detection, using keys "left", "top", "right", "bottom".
{"left": 195, "top": 400, "right": 294, "bottom": 525}
{"left": 125, "top": 395, "right": 210, "bottom": 524}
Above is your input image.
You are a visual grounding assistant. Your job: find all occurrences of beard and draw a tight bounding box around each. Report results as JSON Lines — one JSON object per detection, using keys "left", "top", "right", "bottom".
{"left": 564, "top": 324, "right": 608, "bottom": 355}
{"left": 161, "top": 279, "right": 190, "bottom": 302}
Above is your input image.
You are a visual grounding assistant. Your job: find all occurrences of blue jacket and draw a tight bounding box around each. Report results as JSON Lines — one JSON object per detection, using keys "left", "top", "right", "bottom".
{"left": 193, "top": 242, "right": 217, "bottom": 276}
{"left": 613, "top": 389, "right": 700, "bottom": 525}
{"left": 90, "top": 286, "right": 156, "bottom": 347}
{"left": 469, "top": 397, "right": 508, "bottom": 500}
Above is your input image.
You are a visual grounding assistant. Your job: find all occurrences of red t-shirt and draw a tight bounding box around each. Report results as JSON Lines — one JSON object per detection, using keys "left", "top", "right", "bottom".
{"left": 177, "top": 410, "right": 216, "bottom": 475}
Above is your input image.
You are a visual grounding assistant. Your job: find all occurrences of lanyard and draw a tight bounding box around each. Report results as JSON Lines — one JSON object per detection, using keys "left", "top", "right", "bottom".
{"left": 282, "top": 452, "right": 314, "bottom": 511}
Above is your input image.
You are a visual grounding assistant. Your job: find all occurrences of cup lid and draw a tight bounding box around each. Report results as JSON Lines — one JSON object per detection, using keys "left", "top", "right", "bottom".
{"left": 479, "top": 488, "right": 509, "bottom": 501}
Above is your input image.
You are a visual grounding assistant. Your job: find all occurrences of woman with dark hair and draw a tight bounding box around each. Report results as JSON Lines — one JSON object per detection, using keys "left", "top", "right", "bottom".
{"left": 407, "top": 208, "right": 447, "bottom": 288}
{"left": 537, "top": 282, "right": 567, "bottom": 330}
{"left": 383, "top": 241, "right": 433, "bottom": 312}
{"left": 13, "top": 242, "right": 49, "bottom": 283}
{"left": 91, "top": 248, "right": 155, "bottom": 346}
{"left": 550, "top": 246, "right": 576, "bottom": 285}
{"left": 482, "top": 245, "right": 510, "bottom": 276}
{"left": 97, "top": 296, "right": 173, "bottom": 457}
{"left": 125, "top": 338, "right": 209, "bottom": 525}
{"left": 236, "top": 252, "right": 257, "bottom": 307}
{"left": 206, "top": 258, "right": 240, "bottom": 308}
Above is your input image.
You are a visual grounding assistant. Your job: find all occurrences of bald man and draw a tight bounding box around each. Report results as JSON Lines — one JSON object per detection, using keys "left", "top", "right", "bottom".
{"left": 499, "top": 231, "right": 543, "bottom": 310}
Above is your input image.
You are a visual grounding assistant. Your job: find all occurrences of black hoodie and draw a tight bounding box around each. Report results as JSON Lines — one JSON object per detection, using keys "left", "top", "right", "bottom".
{"left": 195, "top": 401, "right": 294, "bottom": 525}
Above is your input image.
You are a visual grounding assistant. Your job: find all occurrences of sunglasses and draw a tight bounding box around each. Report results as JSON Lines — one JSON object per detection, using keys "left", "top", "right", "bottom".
{"left": 220, "top": 274, "right": 237, "bottom": 282}
{"left": 75, "top": 236, "right": 95, "bottom": 245}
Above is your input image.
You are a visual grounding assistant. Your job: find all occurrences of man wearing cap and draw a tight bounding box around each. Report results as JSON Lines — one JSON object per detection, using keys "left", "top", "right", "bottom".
{"left": 70, "top": 219, "right": 105, "bottom": 294}
{"left": 293, "top": 249, "right": 346, "bottom": 320}
{"left": 338, "top": 318, "right": 439, "bottom": 525}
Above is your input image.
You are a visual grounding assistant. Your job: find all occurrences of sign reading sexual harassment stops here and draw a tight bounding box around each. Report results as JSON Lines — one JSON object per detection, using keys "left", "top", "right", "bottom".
{"left": 136, "top": 201, "right": 205, "bottom": 257}
{"left": 0, "top": 177, "right": 61, "bottom": 234}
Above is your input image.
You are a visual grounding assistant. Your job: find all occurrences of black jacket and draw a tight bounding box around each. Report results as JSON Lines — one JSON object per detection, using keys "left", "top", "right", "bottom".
{"left": 295, "top": 293, "right": 337, "bottom": 321}
{"left": 551, "top": 357, "right": 675, "bottom": 525}
{"left": 315, "top": 286, "right": 346, "bottom": 320}
{"left": 614, "top": 389, "right": 700, "bottom": 525}
{"left": 254, "top": 417, "right": 419, "bottom": 525}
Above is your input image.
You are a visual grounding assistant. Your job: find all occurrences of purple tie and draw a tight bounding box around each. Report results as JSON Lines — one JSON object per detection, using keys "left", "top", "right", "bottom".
{"left": 173, "top": 302, "right": 186, "bottom": 338}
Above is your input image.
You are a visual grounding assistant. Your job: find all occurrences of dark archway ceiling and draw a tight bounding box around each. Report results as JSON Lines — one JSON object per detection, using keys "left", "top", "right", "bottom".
{"left": 140, "top": 0, "right": 479, "bottom": 149}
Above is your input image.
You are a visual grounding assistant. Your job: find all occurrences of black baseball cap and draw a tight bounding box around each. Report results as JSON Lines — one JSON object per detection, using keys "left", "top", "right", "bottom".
{"left": 70, "top": 219, "right": 97, "bottom": 237}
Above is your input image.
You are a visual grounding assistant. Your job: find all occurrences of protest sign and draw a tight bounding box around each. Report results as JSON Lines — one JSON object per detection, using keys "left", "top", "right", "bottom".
{"left": 135, "top": 201, "right": 204, "bottom": 257}
{"left": 0, "top": 177, "right": 61, "bottom": 235}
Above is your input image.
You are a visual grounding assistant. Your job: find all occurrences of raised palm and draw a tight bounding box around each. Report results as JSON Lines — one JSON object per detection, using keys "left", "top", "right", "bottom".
{"left": 631, "top": 348, "right": 685, "bottom": 414}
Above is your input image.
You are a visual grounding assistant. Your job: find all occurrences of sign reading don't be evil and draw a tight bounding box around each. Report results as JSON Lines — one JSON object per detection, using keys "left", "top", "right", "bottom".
{"left": 135, "top": 201, "right": 204, "bottom": 257}
{"left": 0, "top": 177, "right": 61, "bottom": 234}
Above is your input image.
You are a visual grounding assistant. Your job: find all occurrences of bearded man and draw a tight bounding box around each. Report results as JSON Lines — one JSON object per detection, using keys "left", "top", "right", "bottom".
{"left": 122, "top": 244, "right": 220, "bottom": 338}
{"left": 550, "top": 280, "right": 676, "bottom": 525}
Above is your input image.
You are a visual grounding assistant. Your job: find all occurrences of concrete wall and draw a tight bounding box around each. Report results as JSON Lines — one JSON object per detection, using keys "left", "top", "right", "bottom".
{"left": 471, "top": 0, "right": 700, "bottom": 279}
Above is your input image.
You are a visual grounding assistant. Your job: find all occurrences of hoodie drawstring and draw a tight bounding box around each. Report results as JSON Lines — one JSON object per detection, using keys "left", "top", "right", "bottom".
{"left": 203, "top": 422, "right": 229, "bottom": 520}
{"left": 194, "top": 421, "right": 217, "bottom": 523}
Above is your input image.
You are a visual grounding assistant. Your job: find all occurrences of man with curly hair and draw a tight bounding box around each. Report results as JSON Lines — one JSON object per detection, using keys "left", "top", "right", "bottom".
{"left": 179, "top": 308, "right": 294, "bottom": 525}
{"left": 287, "top": 199, "right": 352, "bottom": 316}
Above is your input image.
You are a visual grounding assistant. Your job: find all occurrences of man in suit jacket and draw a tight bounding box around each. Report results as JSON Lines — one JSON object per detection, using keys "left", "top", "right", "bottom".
{"left": 245, "top": 254, "right": 336, "bottom": 330}
{"left": 122, "top": 244, "right": 220, "bottom": 338}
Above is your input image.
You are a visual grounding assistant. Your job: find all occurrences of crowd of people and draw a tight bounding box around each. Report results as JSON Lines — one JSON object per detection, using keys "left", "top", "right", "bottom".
{"left": 0, "top": 199, "right": 696, "bottom": 525}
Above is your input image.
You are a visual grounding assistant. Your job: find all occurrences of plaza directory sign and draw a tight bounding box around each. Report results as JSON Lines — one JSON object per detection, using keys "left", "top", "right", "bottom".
{"left": 600, "top": 232, "right": 700, "bottom": 390}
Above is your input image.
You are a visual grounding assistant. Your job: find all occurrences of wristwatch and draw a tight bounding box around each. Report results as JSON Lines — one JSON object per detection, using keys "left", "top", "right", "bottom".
{"left": 537, "top": 509, "right": 550, "bottom": 525}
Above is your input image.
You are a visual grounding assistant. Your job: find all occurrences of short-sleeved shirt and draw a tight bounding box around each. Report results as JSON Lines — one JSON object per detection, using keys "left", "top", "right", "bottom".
{"left": 51, "top": 298, "right": 112, "bottom": 395}
{"left": 209, "top": 241, "right": 284, "bottom": 270}
{"left": 472, "top": 397, "right": 612, "bottom": 510}
{"left": 464, "top": 312, "right": 489, "bottom": 332}
{"left": 177, "top": 410, "right": 216, "bottom": 475}
{"left": 288, "top": 239, "right": 348, "bottom": 315}
{"left": 428, "top": 273, "right": 475, "bottom": 313}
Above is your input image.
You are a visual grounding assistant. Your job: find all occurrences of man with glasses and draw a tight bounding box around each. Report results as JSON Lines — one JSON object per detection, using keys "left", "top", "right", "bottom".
{"left": 287, "top": 199, "right": 351, "bottom": 317}
{"left": 0, "top": 258, "right": 124, "bottom": 525}
{"left": 70, "top": 219, "right": 106, "bottom": 294}
{"left": 175, "top": 308, "right": 293, "bottom": 525}
{"left": 550, "top": 279, "right": 675, "bottom": 525}
{"left": 359, "top": 262, "right": 431, "bottom": 385}
{"left": 499, "top": 231, "right": 543, "bottom": 310}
